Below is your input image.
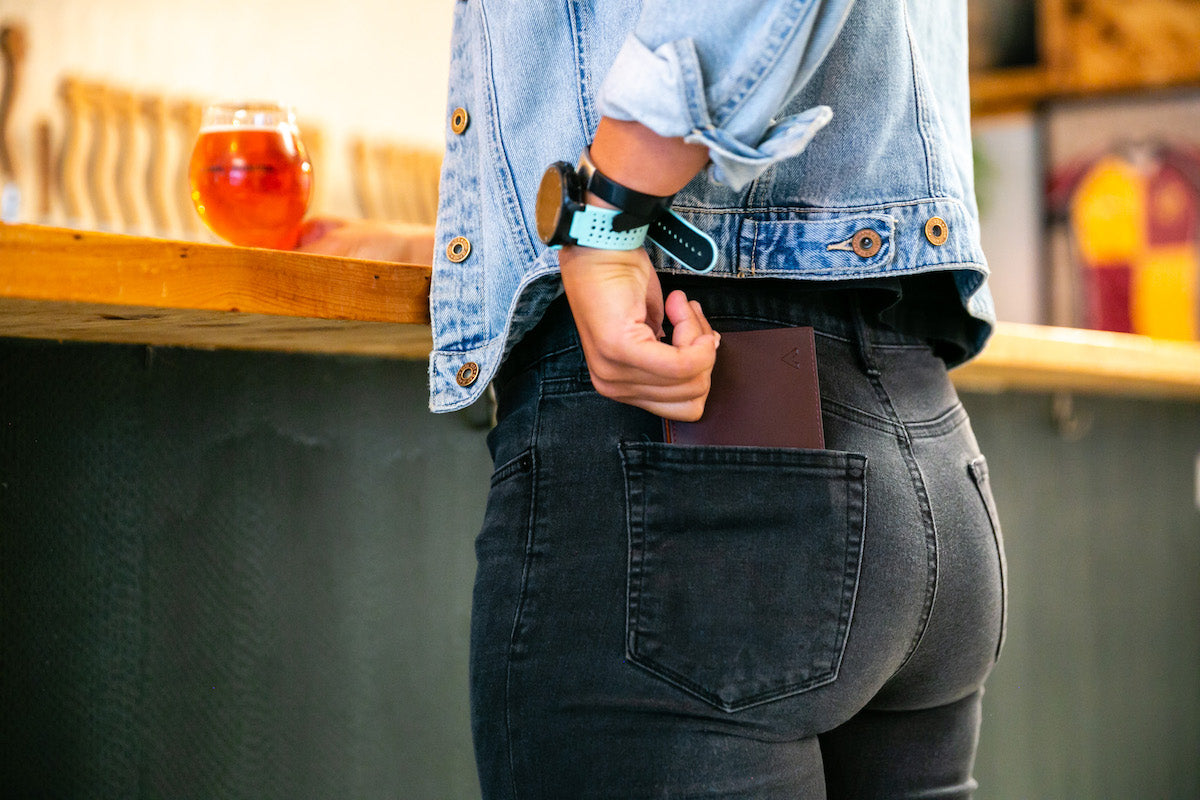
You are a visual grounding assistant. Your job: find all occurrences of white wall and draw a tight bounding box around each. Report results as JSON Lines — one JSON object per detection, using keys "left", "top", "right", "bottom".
{"left": 0, "top": 0, "right": 454, "bottom": 223}
{"left": 974, "top": 112, "right": 1044, "bottom": 324}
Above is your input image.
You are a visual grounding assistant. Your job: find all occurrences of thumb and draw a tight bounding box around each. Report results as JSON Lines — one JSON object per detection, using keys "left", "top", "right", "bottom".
{"left": 664, "top": 289, "right": 719, "bottom": 349}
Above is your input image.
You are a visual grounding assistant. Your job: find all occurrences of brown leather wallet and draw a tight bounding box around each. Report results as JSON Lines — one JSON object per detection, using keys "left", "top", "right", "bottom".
{"left": 663, "top": 327, "right": 824, "bottom": 449}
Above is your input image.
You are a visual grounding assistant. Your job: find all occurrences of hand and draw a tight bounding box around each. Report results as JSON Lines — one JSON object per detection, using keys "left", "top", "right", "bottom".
{"left": 558, "top": 245, "right": 719, "bottom": 421}
{"left": 294, "top": 217, "right": 435, "bottom": 265}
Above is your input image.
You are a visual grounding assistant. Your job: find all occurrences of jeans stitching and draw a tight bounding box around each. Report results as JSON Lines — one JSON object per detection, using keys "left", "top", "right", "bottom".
{"left": 866, "top": 369, "right": 939, "bottom": 674}
{"left": 619, "top": 443, "right": 647, "bottom": 681}
{"left": 620, "top": 443, "right": 867, "bottom": 712}
{"left": 502, "top": 375, "right": 543, "bottom": 800}
{"left": 969, "top": 457, "right": 1007, "bottom": 663}
{"left": 823, "top": 400, "right": 967, "bottom": 440}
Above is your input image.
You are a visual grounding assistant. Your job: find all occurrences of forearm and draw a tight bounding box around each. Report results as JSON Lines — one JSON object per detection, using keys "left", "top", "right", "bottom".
{"left": 587, "top": 117, "right": 709, "bottom": 199}
{"left": 556, "top": 118, "right": 715, "bottom": 422}
{"left": 597, "top": 1, "right": 856, "bottom": 190}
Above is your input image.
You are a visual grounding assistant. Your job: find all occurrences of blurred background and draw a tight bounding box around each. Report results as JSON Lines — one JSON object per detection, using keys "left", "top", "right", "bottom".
{"left": 1, "top": 1, "right": 1198, "bottom": 798}
{"left": 0, "top": 0, "right": 452, "bottom": 234}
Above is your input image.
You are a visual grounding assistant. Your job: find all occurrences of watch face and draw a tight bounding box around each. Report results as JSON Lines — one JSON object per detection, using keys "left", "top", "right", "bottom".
{"left": 536, "top": 161, "right": 576, "bottom": 245}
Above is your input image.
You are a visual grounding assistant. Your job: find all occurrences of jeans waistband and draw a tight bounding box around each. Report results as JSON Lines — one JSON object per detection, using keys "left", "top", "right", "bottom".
{"left": 497, "top": 276, "right": 920, "bottom": 390}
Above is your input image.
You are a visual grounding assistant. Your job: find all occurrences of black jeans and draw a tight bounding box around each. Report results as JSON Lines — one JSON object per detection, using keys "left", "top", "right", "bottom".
{"left": 470, "top": 279, "right": 1006, "bottom": 798}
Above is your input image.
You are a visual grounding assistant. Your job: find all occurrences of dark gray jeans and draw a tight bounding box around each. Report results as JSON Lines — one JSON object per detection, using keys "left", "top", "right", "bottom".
{"left": 470, "top": 280, "right": 1006, "bottom": 798}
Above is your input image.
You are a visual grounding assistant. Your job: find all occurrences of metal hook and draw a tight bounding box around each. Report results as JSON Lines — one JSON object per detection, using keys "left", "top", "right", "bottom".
{"left": 1051, "top": 392, "right": 1093, "bottom": 441}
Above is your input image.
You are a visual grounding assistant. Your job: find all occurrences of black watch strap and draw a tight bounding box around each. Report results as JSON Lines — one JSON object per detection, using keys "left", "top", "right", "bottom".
{"left": 649, "top": 211, "right": 717, "bottom": 273}
{"left": 574, "top": 146, "right": 717, "bottom": 272}
{"left": 578, "top": 149, "right": 675, "bottom": 232}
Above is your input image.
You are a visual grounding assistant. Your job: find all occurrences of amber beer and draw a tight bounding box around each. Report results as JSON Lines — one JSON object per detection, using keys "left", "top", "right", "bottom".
{"left": 189, "top": 104, "right": 312, "bottom": 249}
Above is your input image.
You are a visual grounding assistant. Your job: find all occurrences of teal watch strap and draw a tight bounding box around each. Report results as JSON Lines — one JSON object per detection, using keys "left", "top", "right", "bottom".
{"left": 565, "top": 205, "right": 648, "bottom": 250}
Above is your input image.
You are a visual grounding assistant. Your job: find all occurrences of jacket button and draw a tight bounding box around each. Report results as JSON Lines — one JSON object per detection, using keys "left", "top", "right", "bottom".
{"left": 446, "top": 236, "right": 471, "bottom": 262}
{"left": 456, "top": 362, "right": 480, "bottom": 387}
{"left": 850, "top": 229, "right": 882, "bottom": 258}
{"left": 450, "top": 107, "right": 470, "bottom": 135}
{"left": 925, "top": 217, "right": 949, "bottom": 245}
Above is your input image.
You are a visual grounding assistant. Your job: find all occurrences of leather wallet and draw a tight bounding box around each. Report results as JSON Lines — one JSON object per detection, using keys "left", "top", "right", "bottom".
{"left": 663, "top": 327, "right": 824, "bottom": 449}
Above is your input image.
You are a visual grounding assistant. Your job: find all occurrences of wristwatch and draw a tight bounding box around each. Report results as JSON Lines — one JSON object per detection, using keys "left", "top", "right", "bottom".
{"left": 535, "top": 150, "right": 671, "bottom": 250}
{"left": 535, "top": 149, "right": 718, "bottom": 273}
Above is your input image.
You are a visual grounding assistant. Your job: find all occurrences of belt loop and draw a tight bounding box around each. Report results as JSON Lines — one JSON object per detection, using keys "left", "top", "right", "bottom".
{"left": 850, "top": 293, "right": 881, "bottom": 377}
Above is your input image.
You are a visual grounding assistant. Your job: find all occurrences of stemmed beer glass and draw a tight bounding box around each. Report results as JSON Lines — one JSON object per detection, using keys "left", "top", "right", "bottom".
{"left": 188, "top": 101, "right": 312, "bottom": 249}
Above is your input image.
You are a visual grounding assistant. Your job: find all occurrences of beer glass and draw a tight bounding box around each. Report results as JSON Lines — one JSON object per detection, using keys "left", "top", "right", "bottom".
{"left": 188, "top": 102, "right": 312, "bottom": 249}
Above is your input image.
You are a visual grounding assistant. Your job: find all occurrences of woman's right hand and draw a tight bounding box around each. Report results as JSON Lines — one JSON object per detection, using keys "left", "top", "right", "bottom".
{"left": 558, "top": 243, "right": 718, "bottom": 422}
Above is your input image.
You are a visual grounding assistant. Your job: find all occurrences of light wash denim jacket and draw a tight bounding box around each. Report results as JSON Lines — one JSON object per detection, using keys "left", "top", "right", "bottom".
{"left": 430, "top": 0, "right": 994, "bottom": 412}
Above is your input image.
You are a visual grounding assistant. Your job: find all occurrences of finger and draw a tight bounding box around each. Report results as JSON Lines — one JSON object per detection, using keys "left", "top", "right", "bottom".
{"left": 585, "top": 367, "right": 709, "bottom": 420}
{"left": 682, "top": 299, "right": 719, "bottom": 352}
{"left": 663, "top": 289, "right": 694, "bottom": 331}
{"left": 664, "top": 290, "right": 718, "bottom": 350}
{"left": 615, "top": 388, "right": 710, "bottom": 422}
{"left": 584, "top": 332, "right": 716, "bottom": 388}
{"left": 645, "top": 270, "right": 667, "bottom": 339}
{"left": 690, "top": 300, "right": 716, "bottom": 340}
{"left": 589, "top": 364, "right": 711, "bottom": 402}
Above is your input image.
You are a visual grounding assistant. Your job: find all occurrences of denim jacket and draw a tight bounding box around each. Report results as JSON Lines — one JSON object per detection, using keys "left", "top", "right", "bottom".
{"left": 429, "top": 0, "right": 993, "bottom": 412}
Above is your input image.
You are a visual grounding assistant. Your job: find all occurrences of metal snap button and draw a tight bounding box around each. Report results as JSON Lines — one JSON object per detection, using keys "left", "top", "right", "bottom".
{"left": 924, "top": 217, "right": 949, "bottom": 246}
{"left": 850, "top": 229, "right": 882, "bottom": 258}
{"left": 450, "top": 107, "right": 470, "bottom": 135}
{"left": 446, "top": 236, "right": 471, "bottom": 262}
{"left": 456, "top": 361, "right": 480, "bottom": 387}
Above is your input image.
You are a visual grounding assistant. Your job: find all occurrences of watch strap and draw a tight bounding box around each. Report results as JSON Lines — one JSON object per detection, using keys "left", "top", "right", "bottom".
{"left": 566, "top": 205, "right": 648, "bottom": 250}
{"left": 648, "top": 210, "right": 717, "bottom": 273}
{"left": 578, "top": 149, "right": 674, "bottom": 232}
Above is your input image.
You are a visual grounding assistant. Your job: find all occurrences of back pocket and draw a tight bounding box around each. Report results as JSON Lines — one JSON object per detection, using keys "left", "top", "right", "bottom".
{"left": 620, "top": 442, "right": 867, "bottom": 712}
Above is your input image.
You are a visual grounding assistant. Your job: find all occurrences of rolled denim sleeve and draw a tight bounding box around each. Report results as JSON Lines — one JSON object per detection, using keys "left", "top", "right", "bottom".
{"left": 598, "top": 0, "right": 856, "bottom": 190}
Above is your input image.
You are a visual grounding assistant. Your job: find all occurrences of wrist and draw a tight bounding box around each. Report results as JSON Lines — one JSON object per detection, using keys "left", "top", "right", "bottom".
{"left": 584, "top": 192, "right": 616, "bottom": 210}
{"left": 577, "top": 147, "right": 673, "bottom": 231}
{"left": 588, "top": 117, "right": 709, "bottom": 197}
{"left": 536, "top": 159, "right": 658, "bottom": 250}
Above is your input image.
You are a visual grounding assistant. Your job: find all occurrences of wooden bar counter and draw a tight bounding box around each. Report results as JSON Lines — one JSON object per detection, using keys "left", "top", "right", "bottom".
{"left": 0, "top": 223, "right": 432, "bottom": 358}
{"left": 3, "top": 223, "right": 1199, "bottom": 399}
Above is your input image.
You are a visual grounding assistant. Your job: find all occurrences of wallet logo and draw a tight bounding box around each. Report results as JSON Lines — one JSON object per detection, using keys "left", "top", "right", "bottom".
{"left": 781, "top": 348, "right": 808, "bottom": 370}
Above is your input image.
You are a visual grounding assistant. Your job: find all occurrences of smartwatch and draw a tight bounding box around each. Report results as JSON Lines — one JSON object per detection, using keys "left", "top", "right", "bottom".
{"left": 535, "top": 160, "right": 649, "bottom": 251}
{"left": 535, "top": 152, "right": 673, "bottom": 250}
{"left": 534, "top": 149, "right": 719, "bottom": 272}
{"left": 576, "top": 148, "right": 675, "bottom": 232}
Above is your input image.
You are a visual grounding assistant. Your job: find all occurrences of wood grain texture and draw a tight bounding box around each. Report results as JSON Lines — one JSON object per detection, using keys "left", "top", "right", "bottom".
{"left": 1, "top": 223, "right": 430, "bottom": 320}
{"left": 5, "top": 224, "right": 1200, "bottom": 396}
{"left": 970, "top": 0, "right": 1200, "bottom": 115}
{"left": 0, "top": 297, "right": 432, "bottom": 357}
{"left": 1, "top": 223, "right": 431, "bottom": 357}
{"left": 953, "top": 321, "right": 1200, "bottom": 399}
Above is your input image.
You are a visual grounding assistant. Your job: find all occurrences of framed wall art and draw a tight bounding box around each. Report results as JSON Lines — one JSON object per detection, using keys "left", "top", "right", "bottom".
{"left": 1043, "top": 88, "right": 1200, "bottom": 340}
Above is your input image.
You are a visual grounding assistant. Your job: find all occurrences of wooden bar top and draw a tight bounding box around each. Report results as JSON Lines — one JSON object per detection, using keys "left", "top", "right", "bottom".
{"left": 952, "top": 321, "right": 1200, "bottom": 400}
{"left": 3, "top": 223, "right": 1199, "bottom": 399}
{"left": 0, "top": 223, "right": 432, "bottom": 358}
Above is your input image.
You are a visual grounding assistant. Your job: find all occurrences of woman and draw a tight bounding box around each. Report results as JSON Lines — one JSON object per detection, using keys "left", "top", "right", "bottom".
{"left": 303, "top": 1, "right": 1007, "bottom": 796}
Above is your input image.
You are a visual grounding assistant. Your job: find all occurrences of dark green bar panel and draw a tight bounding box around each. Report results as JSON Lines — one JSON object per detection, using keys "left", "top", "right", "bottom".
{"left": 1, "top": 339, "right": 488, "bottom": 799}
{"left": 2, "top": 338, "right": 1198, "bottom": 798}
{"left": 965, "top": 392, "right": 1200, "bottom": 800}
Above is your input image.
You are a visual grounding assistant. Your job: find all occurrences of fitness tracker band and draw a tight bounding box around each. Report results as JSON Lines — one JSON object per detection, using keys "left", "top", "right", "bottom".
{"left": 535, "top": 149, "right": 718, "bottom": 273}
{"left": 535, "top": 160, "right": 649, "bottom": 251}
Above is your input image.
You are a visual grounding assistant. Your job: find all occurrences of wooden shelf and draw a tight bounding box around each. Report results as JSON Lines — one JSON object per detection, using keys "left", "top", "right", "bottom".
{"left": 3, "top": 223, "right": 1199, "bottom": 400}
{"left": 969, "top": 0, "right": 1200, "bottom": 115}
{"left": 970, "top": 66, "right": 1200, "bottom": 116}
{"left": 970, "top": 66, "right": 1059, "bottom": 115}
